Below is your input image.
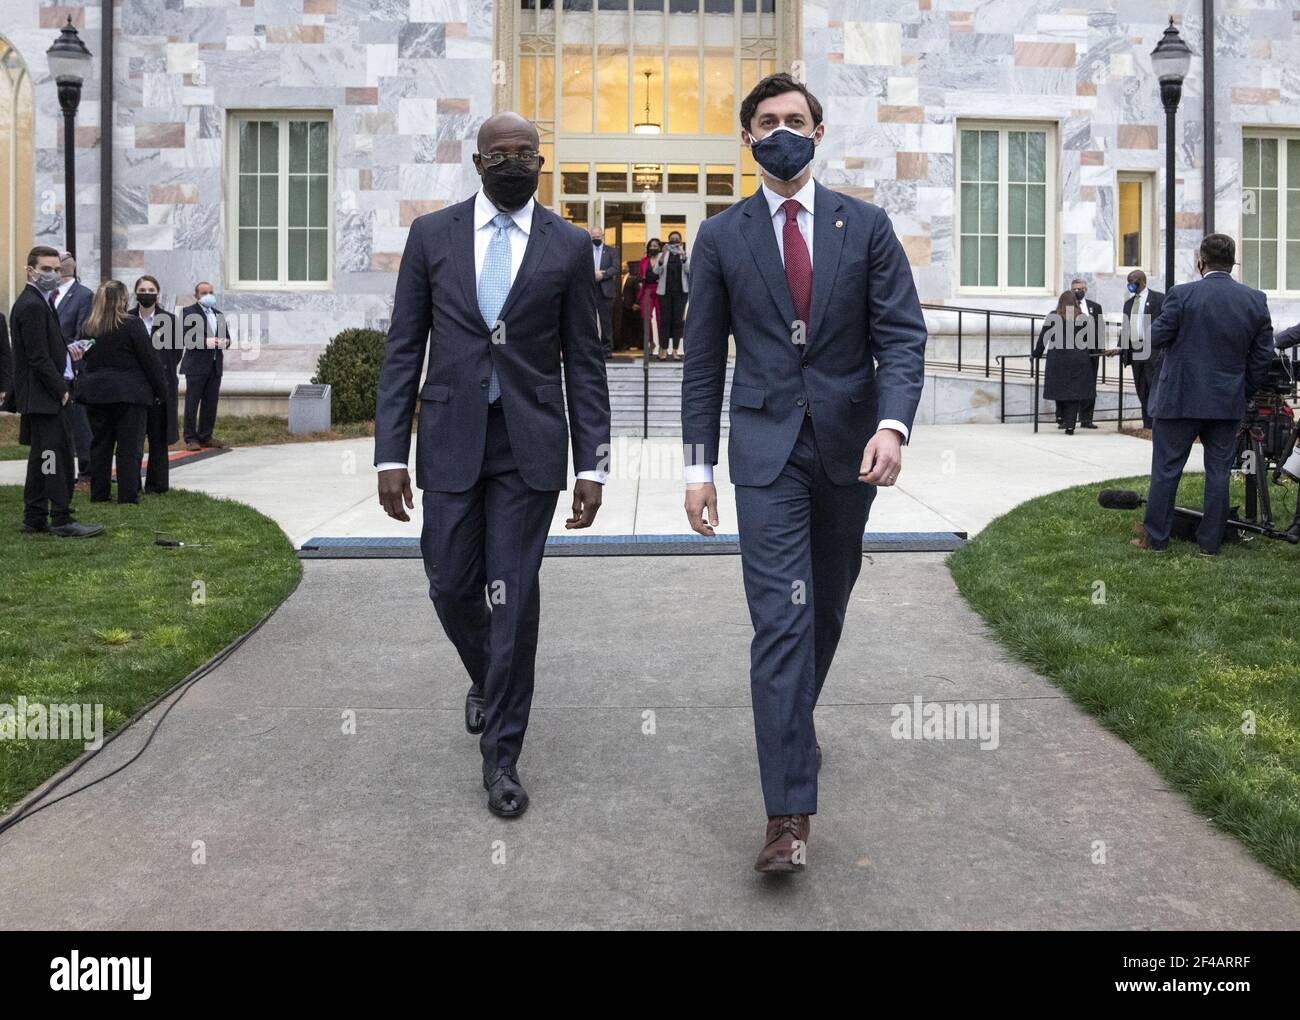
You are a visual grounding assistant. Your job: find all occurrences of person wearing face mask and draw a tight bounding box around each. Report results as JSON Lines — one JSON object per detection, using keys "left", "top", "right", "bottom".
{"left": 179, "top": 281, "right": 230, "bottom": 451}
{"left": 373, "top": 112, "right": 610, "bottom": 820}
{"left": 8, "top": 246, "right": 103, "bottom": 537}
{"left": 653, "top": 230, "right": 690, "bottom": 361}
{"left": 53, "top": 254, "right": 95, "bottom": 489}
{"left": 638, "top": 239, "right": 664, "bottom": 358}
{"left": 682, "top": 73, "right": 926, "bottom": 874}
{"left": 1133, "top": 234, "right": 1275, "bottom": 555}
{"left": 1116, "top": 269, "right": 1164, "bottom": 429}
{"left": 1033, "top": 290, "right": 1094, "bottom": 434}
{"left": 131, "top": 276, "right": 181, "bottom": 492}
{"left": 590, "top": 227, "right": 619, "bottom": 360}
{"left": 1066, "top": 278, "right": 1106, "bottom": 428}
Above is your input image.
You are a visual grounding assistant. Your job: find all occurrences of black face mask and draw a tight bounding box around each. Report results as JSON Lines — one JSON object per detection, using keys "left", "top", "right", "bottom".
{"left": 136, "top": 293, "right": 158, "bottom": 308}
{"left": 592, "top": 238, "right": 601, "bottom": 247}
{"left": 1072, "top": 289, "right": 1086, "bottom": 302}
{"left": 481, "top": 160, "right": 539, "bottom": 212}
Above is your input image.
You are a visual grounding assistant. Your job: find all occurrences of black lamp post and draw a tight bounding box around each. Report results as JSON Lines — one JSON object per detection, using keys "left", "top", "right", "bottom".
{"left": 46, "top": 16, "right": 93, "bottom": 260}
{"left": 1150, "top": 16, "right": 1193, "bottom": 289}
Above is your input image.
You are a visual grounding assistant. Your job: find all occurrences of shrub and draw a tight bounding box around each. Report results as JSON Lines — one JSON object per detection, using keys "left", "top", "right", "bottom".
{"left": 312, "top": 327, "right": 387, "bottom": 424}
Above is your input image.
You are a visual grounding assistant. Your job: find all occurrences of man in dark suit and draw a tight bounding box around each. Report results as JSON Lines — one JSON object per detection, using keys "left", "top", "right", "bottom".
{"left": 179, "top": 281, "right": 230, "bottom": 450}
{"left": 130, "top": 275, "right": 182, "bottom": 493}
{"left": 1069, "top": 277, "right": 1105, "bottom": 428}
{"left": 682, "top": 74, "right": 926, "bottom": 873}
{"left": 1134, "top": 234, "right": 1275, "bottom": 555}
{"left": 590, "top": 228, "right": 619, "bottom": 359}
{"left": 374, "top": 112, "right": 611, "bottom": 819}
{"left": 9, "top": 246, "right": 102, "bottom": 537}
{"left": 1117, "top": 269, "right": 1164, "bottom": 429}
{"left": 53, "top": 253, "right": 95, "bottom": 484}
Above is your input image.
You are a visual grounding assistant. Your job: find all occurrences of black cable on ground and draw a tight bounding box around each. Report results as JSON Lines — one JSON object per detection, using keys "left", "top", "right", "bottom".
{"left": 0, "top": 574, "right": 301, "bottom": 839}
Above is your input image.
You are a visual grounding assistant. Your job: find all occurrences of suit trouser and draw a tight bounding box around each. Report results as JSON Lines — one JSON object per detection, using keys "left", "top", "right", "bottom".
{"left": 659, "top": 288, "right": 687, "bottom": 347}
{"left": 1080, "top": 355, "right": 1100, "bottom": 424}
{"left": 1132, "top": 363, "right": 1155, "bottom": 429}
{"left": 87, "top": 402, "right": 147, "bottom": 503}
{"left": 144, "top": 399, "right": 171, "bottom": 492}
{"left": 420, "top": 405, "right": 560, "bottom": 772}
{"left": 183, "top": 370, "right": 221, "bottom": 443}
{"left": 22, "top": 409, "right": 75, "bottom": 527}
{"left": 595, "top": 292, "right": 614, "bottom": 354}
{"left": 1143, "top": 417, "right": 1238, "bottom": 552}
{"left": 734, "top": 414, "right": 873, "bottom": 816}
{"left": 1055, "top": 400, "right": 1082, "bottom": 430}
{"left": 69, "top": 400, "right": 92, "bottom": 479}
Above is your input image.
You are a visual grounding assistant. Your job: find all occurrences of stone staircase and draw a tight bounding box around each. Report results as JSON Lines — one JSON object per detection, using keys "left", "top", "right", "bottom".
{"left": 608, "top": 360, "right": 733, "bottom": 437}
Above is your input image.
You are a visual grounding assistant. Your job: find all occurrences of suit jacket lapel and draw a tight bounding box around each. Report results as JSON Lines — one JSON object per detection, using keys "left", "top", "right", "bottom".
{"left": 741, "top": 190, "right": 796, "bottom": 330}
{"left": 497, "top": 203, "right": 552, "bottom": 324}
{"left": 451, "top": 196, "right": 483, "bottom": 329}
{"left": 807, "top": 181, "right": 845, "bottom": 345}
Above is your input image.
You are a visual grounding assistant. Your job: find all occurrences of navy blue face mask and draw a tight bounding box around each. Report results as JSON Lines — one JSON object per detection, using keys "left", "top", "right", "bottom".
{"left": 749, "top": 126, "right": 816, "bottom": 183}
{"left": 1127, "top": 282, "right": 1138, "bottom": 293}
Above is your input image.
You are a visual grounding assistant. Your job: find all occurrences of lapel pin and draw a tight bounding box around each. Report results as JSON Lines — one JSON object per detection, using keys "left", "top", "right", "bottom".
{"left": 835, "top": 219, "right": 844, "bottom": 228}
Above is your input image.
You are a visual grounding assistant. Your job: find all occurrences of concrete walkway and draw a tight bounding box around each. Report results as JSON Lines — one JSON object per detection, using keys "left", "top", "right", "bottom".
{"left": 0, "top": 423, "right": 1174, "bottom": 548}
{"left": 1, "top": 554, "right": 1294, "bottom": 930}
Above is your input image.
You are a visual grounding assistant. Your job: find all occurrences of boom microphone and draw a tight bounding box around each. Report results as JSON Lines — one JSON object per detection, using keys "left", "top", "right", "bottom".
{"left": 1098, "top": 489, "right": 1144, "bottom": 510}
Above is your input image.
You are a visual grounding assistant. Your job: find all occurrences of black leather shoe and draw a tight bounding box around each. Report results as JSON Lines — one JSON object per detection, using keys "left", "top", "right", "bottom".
{"left": 483, "top": 765, "right": 529, "bottom": 818}
{"left": 1081, "top": 422, "right": 1098, "bottom": 429}
{"left": 49, "top": 521, "right": 105, "bottom": 538}
{"left": 464, "top": 684, "right": 485, "bottom": 734}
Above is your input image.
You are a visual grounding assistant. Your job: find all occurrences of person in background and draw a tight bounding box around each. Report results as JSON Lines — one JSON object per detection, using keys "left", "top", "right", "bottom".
{"left": 590, "top": 227, "right": 619, "bottom": 361}
{"left": 638, "top": 239, "right": 663, "bottom": 359}
{"left": 620, "top": 260, "right": 642, "bottom": 351}
{"left": 653, "top": 229, "right": 689, "bottom": 361}
{"left": 77, "top": 280, "right": 168, "bottom": 504}
{"left": 1069, "top": 277, "right": 1105, "bottom": 428}
{"left": 53, "top": 252, "right": 95, "bottom": 486}
{"left": 1116, "top": 269, "right": 1164, "bottom": 429}
{"left": 10, "top": 245, "right": 102, "bottom": 537}
{"left": 131, "top": 276, "right": 181, "bottom": 493}
{"left": 1034, "top": 290, "right": 1097, "bottom": 435}
{"left": 1134, "top": 234, "right": 1274, "bottom": 556}
{"left": 179, "top": 281, "right": 230, "bottom": 450}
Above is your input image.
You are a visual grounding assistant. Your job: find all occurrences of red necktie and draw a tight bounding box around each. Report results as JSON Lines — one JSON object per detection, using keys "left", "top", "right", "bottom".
{"left": 781, "top": 198, "right": 812, "bottom": 329}
{"left": 49, "top": 291, "right": 59, "bottom": 311}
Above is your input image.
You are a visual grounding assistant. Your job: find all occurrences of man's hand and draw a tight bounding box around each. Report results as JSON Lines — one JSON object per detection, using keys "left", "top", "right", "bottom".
{"left": 594, "top": 269, "right": 604, "bottom": 282}
{"left": 67, "top": 343, "right": 84, "bottom": 363}
{"left": 566, "top": 478, "right": 602, "bottom": 529}
{"left": 206, "top": 336, "right": 223, "bottom": 349}
{"left": 378, "top": 467, "right": 414, "bottom": 522}
{"left": 685, "top": 482, "right": 719, "bottom": 536}
{"left": 860, "top": 428, "right": 903, "bottom": 486}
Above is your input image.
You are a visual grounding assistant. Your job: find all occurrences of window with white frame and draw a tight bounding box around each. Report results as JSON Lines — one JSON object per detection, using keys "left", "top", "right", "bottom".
{"left": 1242, "top": 131, "right": 1300, "bottom": 294}
{"left": 1116, "top": 171, "right": 1155, "bottom": 272}
{"left": 228, "top": 112, "right": 332, "bottom": 287}
{"left": 956, "top": 121, "right": 1056, "bottom": 293}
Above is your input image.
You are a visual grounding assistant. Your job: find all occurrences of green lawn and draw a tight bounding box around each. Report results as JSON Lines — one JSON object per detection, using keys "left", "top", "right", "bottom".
{"left": 948, "top": 473, "right": 1300, "bottom": 887}
{"left": 0, "top": 485, "right": 301, "bottom": 815}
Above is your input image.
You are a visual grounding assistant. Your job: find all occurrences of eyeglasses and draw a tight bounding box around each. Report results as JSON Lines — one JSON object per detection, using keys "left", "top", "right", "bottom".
{"left": 480, "top": 151, "right": 542, "bottom": 169}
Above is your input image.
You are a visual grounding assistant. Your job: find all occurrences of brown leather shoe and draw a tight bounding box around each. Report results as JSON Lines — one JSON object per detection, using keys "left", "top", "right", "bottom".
{"left": 200, "top": 438, "right": 227, "bottom": 449}
{"left": 1129, "top": 529, "right": 1161, "bottom": 551}
{"left": 185, "top": 441, "right": 202, "bottom": 451}
{"left": 754, "top": 814, "right": 810, "bottom": 874}
{"left": 73, "top": 479, "right": 91, "bottom": 494}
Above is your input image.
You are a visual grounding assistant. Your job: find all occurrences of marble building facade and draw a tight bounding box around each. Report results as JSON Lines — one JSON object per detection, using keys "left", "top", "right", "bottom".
{"left": 1, "top": 0, "right": 1297, "bottom": 397}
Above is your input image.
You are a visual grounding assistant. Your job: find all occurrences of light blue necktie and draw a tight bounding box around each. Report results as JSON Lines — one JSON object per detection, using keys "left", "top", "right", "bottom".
{"left": 478, "top": 211, "right": 514, "bottom": 403}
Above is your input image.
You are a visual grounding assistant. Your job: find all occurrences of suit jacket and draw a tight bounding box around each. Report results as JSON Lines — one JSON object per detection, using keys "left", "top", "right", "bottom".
{"left": 0, "top": 313, "right": 13, "bottom": 409}
{"left": 1149, "top": 272, "right": 1274, "bottom": 420}
{"left": 1274, "top": 320, "right": 1300, "bottom": 352}
{"left": 653, "top": 248, "right": 689, "bottom": 295}
{"left": 373, "top": 194, "right": 612, "bottom": 493}
{"left": 1119, "top": 289, "right": 1164, "bottom": 368}
{"left": 55, "top": 280, "right": 93, "bottom": 343}
{"left": 77, "top": 316, "right": 168, "bottom": 407}
{"left": 1034, "top": 314, "right": 1096, "bottom": 401}
{"left": 179, "top": 303, "right": 230, "bottom": 377}
{"left": 130, "top": 306, "right": 182, "bottom": 377}
{"left": 593, "top": 244, "right": 619, "bottom": 301}
{"left": 682, "top": 180, "right": 927, "bottom": 487}
{"left": 9, "top": 284, "right": 70, "bottom": 416}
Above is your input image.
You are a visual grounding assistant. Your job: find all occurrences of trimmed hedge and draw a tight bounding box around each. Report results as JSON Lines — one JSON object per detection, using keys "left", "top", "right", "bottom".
{"left": 312, "top": 327, "right": 387, "bottom": 424}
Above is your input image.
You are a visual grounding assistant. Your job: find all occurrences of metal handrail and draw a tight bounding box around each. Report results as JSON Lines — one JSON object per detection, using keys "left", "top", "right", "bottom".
{"left": 999, "top": 350, "right": 1133, "bottom": 434}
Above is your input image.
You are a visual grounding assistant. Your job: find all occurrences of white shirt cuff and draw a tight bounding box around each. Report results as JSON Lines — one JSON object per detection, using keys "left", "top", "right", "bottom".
{"left": 683, "top": 464, "right": 714, "bottom": 485}
{"left": 375, "top": 462, "right": 407, "bottom": 472}
{"left": 877, "top": 419, "right": 910, "bottom": 444}
{"left": 576, "top": 469, "right": 607, "bottom": 485}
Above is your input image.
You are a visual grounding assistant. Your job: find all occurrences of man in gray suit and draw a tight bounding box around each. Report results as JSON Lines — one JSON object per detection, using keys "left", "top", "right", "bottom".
{"left": 375, "top": 112, "right": 610, "bottom": 819}
{"left": 682, "top": 74, "right": 927, "bottom": 874}
{"left": 590, "top": 227, "right": 619, "bottom": 359}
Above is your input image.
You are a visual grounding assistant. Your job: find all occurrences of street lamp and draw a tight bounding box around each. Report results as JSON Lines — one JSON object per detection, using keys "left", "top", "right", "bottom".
{"left": 46, "top": 16, "right": 92, "bottom": 259}
{"left": 1150, "top": 16, "right": 1193, "bottom": 290}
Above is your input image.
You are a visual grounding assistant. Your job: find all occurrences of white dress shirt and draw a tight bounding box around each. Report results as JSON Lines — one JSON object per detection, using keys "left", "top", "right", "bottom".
{"left": 50, "top": 279, "right": 75, "bottom": 379}
{"left": 378, "top": 190, "right": 606, "bottom": 485}
{"left": 593, "top": 241, "right": 604, "bottom": 271}
{"left": 683, "top": 178, "right": 910, "bottom": 486}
